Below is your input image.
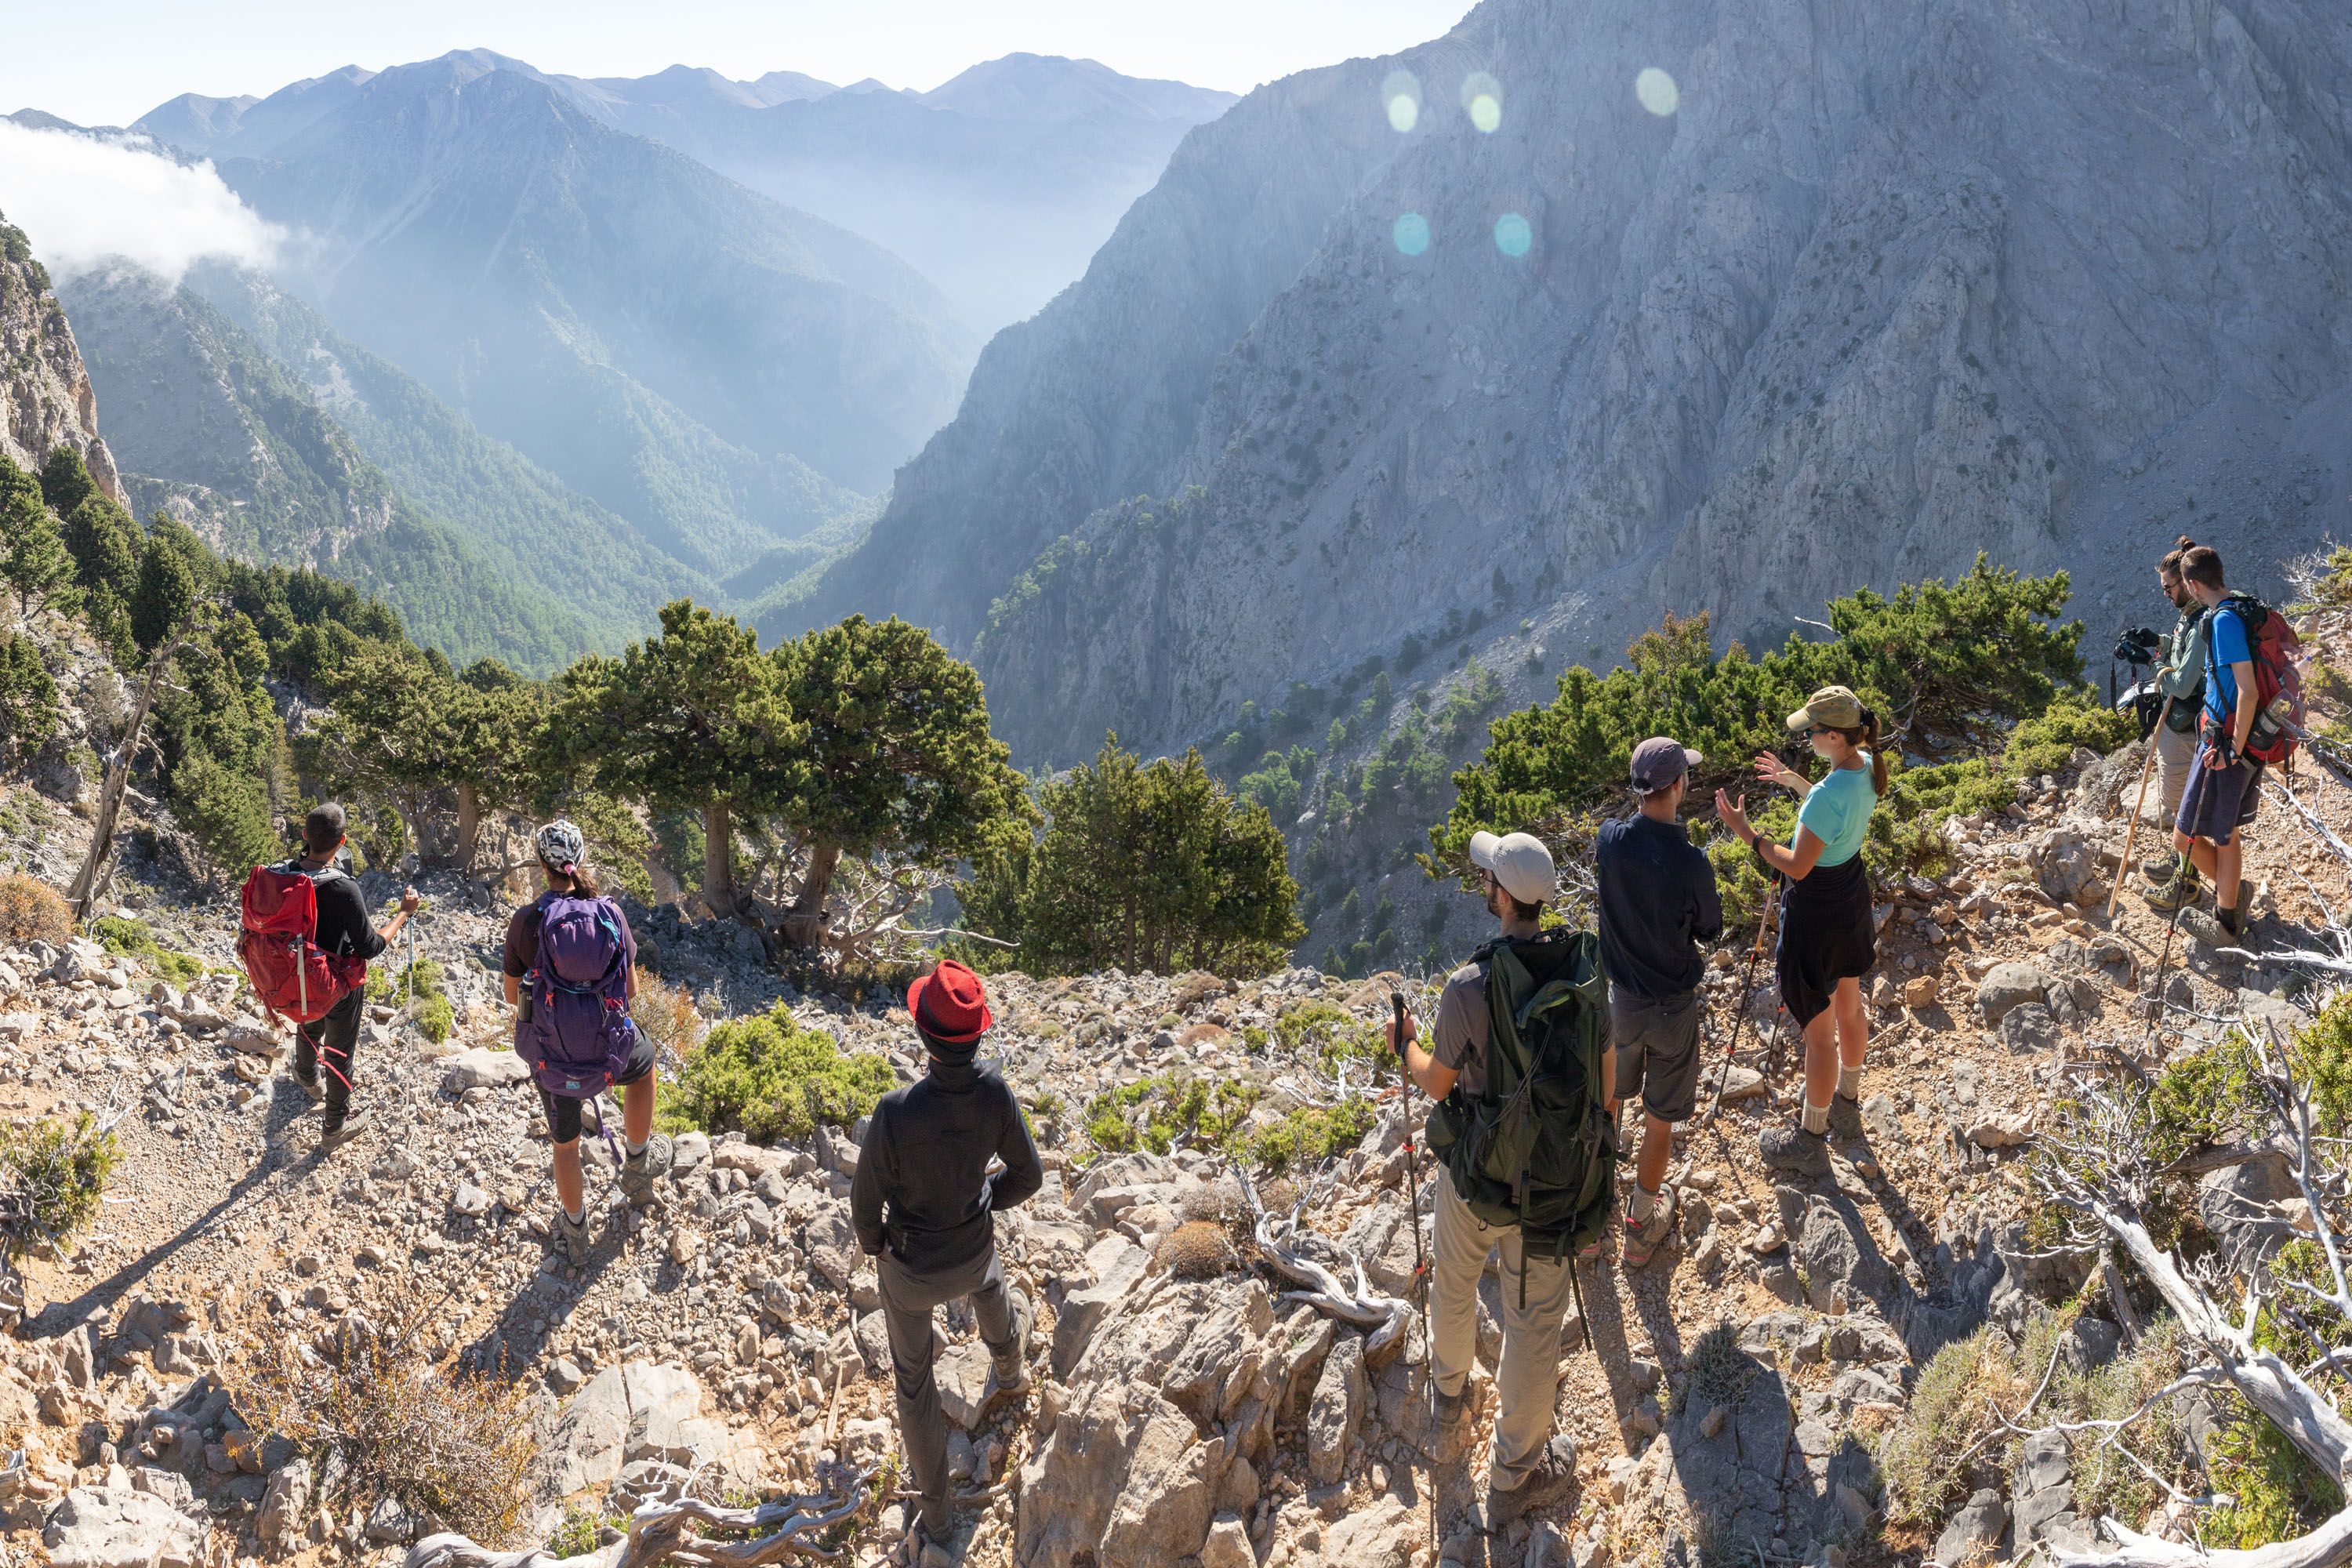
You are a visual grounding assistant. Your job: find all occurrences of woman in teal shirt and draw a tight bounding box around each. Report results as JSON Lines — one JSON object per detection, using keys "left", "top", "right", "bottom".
{"left": 1715, "top": 685, "right": 1886, "bottom": 1174}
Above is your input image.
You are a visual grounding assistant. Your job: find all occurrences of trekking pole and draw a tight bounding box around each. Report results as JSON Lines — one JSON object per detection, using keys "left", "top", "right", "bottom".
{"left": 2141, "top": 850, "right": 2194, "bottom": 1053}
{"left": 1704, "top": 873, "right": 1780, "bottom": 1122}
{"left": 1389, "top": 987, "right": 1435, "bottom": 1563}
{"left": 2107, "top": 699, "right": 2174, "bottom": 922}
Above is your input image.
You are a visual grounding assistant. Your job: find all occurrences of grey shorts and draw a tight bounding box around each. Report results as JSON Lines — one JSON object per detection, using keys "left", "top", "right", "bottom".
{"left": 1612, "top": 989, "right": 1702, "bottom": 1123}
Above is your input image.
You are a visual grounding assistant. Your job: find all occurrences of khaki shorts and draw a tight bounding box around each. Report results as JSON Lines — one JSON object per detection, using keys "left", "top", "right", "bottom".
{"left": 1612, "top": 989, "right": 1702, "bottom": 1123}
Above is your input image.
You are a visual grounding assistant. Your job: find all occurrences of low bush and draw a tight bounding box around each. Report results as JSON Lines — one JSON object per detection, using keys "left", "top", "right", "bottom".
{"left": 85, "top": 914, "right": 209, "bottom": 988}
{"left": 0, "top": 1112, "right": 120, "bottom": 1258}
{"left": 1083, "top": 1075, "right": 1261, "bottom": 1158}
{"left": 368, "top": 956, "right": 453, "bottom": 1044}
{"left": 663, "top": 1004, "right": 894, "bottom": 1144}
{"left": 233, "top": 1281, "right": 535, "bottom": 1544}
{"left": 1242, "top": 1099, "right": 1376, "bottom": 1177}
{"left": 1273, "top": 1001, "right": 1387, "bottom": 1076}
{"left": 0, "top": 873, "right": 69, "bottom": 946}
{"left": 1877, "top": 1312, "right": 2065, "bottom": 1530}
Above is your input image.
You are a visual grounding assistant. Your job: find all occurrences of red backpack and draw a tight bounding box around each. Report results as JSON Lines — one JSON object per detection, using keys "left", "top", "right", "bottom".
{"left": 2213, "top": 593, "right": 2306, "bottom": 766}
{"left": 238, "top": 863, "right": 366, "bottom": 1024}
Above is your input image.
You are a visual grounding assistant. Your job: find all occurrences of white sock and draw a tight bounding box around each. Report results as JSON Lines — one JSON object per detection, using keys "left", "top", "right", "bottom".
{"left": 564, "top": 1203, "right": 586, "bottom": 1225}
{"left": 1629, "top": 1185, "right": 1658, "bottom": 1223}
{"left": 627, "top": 1138, "right": 647, "bottom": 1159}
{"left": 1801, "top": 1099, "right": 1832, "bottom": 1136}
{"left": 1838, "top": 1065, "right": 1863, "bottom": 1102}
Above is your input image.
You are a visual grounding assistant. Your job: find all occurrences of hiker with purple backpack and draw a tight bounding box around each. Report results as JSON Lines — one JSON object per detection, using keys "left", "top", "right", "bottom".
{"left": 503, "top": 821, "right": 673, "bottom": 1263}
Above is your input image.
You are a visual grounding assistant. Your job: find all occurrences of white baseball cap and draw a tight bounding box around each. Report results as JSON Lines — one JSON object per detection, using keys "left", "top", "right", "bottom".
{"left": 1468, "top": 830, "right": 1557, "bottom": 905}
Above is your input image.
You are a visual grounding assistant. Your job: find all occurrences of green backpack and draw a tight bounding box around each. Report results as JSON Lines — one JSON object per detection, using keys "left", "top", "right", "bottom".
{"left": 1425, "top": 930, "right": 1616, "bottom": 1308}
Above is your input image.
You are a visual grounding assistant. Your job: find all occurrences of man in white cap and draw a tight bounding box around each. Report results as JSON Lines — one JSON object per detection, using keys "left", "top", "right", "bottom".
{"left": 1391, "top": 826, "right": 1578, "bottom": 1535}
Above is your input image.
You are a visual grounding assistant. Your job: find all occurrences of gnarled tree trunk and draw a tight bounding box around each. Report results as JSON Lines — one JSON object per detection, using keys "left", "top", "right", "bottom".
{"left": 453, "top": 782, "right": 481, "bottom": 875}
{"left": 782, "top": 840, "right": 840, "bottom": 950}
{"left": 702, "top": 800, "right": 737, "bottom": 920}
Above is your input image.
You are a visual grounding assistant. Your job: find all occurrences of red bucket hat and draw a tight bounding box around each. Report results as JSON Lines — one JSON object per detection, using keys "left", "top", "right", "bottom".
{"left": 908, "top": 959, "right": 993, "bottom": 1045}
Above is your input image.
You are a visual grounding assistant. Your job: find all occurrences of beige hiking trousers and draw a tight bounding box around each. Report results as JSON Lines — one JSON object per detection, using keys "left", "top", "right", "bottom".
{"left": 1429, "top": 1173, "right": 1576, "bottom": 1491}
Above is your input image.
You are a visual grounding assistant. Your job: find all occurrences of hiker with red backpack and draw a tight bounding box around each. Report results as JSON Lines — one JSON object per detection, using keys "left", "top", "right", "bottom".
{"left": 502, "top": 821, "right": 673, "bottom": 1264}
{"left": 239, "top": 802, "right": 418, "bottom": 1151}
{"left": 2148, "top": 545, "right": 2304, "bottom": 938}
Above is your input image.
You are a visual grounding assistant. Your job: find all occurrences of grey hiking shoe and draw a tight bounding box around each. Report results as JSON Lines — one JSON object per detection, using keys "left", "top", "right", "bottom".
{"left": 989, "top": 1289, "right": 1034, "bottom": 1396}
{"left": 619, "top": 1134, "right": 675, "bottom": 1199}
{"left": 289, "top": 1065, "right": 324, "bottom": 1104}
{"left": 318, "top": 1109, "right": 369, "bottom": 1151}
{"left": 551, "top": 1207, "right": 592, "bottom": 1266}
{"left": 1432, "top": 1382, "right": 1475, "bottom": 1463}
{"left": 1621, "top": 1188, "right": 1676, "bottom": 1270}
{"left": 1480, "top": 1435, "right": 1577, "bottom": 1532}
{"left": 1759, "top": 1123, "right": 1831, "bottom": 1178}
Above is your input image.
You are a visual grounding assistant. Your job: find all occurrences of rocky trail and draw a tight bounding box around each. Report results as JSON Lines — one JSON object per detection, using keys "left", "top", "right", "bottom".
{"left": 0, "top": 696, "right": 2341, "bottom": 1568}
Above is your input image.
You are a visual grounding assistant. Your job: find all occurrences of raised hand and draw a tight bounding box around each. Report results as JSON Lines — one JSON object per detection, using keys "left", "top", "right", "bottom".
{"left": 1715, "top": 788, "right": 1754, "bottom": 845}
{"left": 1752, "top": 750, "right": 1803, "bottom": 792}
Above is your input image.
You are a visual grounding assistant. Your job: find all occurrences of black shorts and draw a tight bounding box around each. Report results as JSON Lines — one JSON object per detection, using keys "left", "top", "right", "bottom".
{"left": 1776, "top": 855, "right": 1876, "bottom": 1029}
{"left": 1611, "top": 989, "right": 1702, "bottom": 1122}
{"left": 539, "top": 1035, "right": 658, "bottom": 1143}
{"left": 2175, "top": 746, "right": 2261, "bottom": 844}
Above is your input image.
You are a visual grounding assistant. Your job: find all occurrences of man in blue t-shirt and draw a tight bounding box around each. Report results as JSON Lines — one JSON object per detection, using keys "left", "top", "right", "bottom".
{"left": 2150, "top": 544, "right": 2261, "bottom": 937}
{"left": 1595, "top": 737, "right": 1723, "bottom": 1269}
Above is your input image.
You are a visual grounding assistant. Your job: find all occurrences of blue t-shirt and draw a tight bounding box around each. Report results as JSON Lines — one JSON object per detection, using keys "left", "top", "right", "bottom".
{"left": 2204, "top": 600, "right": 2254, "bottom": 728}
{"left": 1795, "top": 758, "right": 1877, "bottom": 868}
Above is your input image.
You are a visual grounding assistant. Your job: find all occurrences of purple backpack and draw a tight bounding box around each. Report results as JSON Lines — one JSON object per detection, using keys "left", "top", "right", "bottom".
{"left": 517, "top": 892, "right": 637, "bottom": 1100}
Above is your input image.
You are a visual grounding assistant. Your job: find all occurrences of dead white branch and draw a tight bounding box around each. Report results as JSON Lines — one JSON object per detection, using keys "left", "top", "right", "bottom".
{"left": 406, "top": 1464, "right": 873, "bottom": 1568}
{"left": 1233, "top": 1162, "right": 1411, "bottom": 1357}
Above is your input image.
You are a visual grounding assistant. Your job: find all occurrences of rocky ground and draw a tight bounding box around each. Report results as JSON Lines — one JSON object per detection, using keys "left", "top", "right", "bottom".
{"left": 0, "top": 710, "right": 2339, "bottom": 1568}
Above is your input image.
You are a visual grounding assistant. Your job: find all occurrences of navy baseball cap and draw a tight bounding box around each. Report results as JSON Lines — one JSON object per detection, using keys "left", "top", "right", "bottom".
{"left": 1630, "top": 736, "right": 1703, "bottom": 794}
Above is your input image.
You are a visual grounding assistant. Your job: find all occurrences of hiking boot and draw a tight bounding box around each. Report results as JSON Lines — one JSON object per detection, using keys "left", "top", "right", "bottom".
{"left": 289, "top": 1064, "right": 324, "bottom": 1105}
{"left": 1479, "top": 1435, "right": 1577, "bottom": 1532}
{"left": 1621, "top": 1188, "right": 1676, "bottom": 1270}
{"left": 2139, "top": 851, "right": 2176, "bottom": 881}
{"left": 1576, "top": 1211, "right": 1613, "bottom": 1265}
{"left": 2143, "top": 867, "right": 2203, "bottom": 912}
{"left": 1432, "top": 1382, "right": 1474, "bottom": 1462}
{"left": 1759, "top": 1123, "right": 1831, "bottom": 1178}
{"left": 551, "top": 1207, "right": 592, "bottom": 1266}
{"left": 619, "top": 1134, "right": 675, "bottom": 1199}
{"left": 318, "top": 1110, "right": 369, "bottom": 1151}
{"left": 989, "top": 1289, "right": 1035, "bottom": 1397}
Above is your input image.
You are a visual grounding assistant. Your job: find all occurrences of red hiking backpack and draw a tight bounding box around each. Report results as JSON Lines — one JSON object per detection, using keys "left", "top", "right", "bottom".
{"left": 238, "top": 863, "right": 366, "bottom": 1025}
{"left": 2212, "top": 593, "right": 2306, "bottom": 766}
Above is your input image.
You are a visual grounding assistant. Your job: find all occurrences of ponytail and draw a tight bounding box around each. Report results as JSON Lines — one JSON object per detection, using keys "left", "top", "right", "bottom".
{"left": 545, "top": 862, "right": 602, "bottom": 899}
{"left": 1831, "top": 709, "right": 1889, "bottom": 797}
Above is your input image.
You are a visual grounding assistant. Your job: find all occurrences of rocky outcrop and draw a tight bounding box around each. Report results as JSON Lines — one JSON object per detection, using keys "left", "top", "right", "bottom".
{"left": 0, "top": 210, "right": 121, "bottom": 500}
{"left": 796, "top": 0, "right": 2352, "bottom": 767}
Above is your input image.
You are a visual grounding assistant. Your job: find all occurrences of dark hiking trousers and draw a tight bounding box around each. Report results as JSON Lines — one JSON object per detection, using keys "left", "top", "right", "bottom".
{"left": 295, "top": 989, "right": 365, "bottom": 1124}
{"left": 878, "top": 1243, "right": 1017, "bottom": 1532}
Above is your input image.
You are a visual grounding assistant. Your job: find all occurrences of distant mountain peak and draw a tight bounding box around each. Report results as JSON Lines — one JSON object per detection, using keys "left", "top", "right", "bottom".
{"left": 918, "top": 53, "right": 1238, "bottom": 123}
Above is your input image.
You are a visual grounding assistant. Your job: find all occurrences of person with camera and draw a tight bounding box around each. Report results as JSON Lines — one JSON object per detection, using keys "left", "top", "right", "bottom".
{"left": 2136, "top": 537, "right": 2209, "bottom": 893}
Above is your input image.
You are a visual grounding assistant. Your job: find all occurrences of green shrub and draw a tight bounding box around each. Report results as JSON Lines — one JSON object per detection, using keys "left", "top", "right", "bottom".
{"left": 1877, "top": 1312, "right": 2065, "bottom": 1529}
{"left": 1273, "top": 1001, "right": 1387, "bottom": 1076}
{"left": 0, "top": 632, "right": 58, "bottom": 753}
{"left": 0, "top": 1112, "right": 120, "bottom": 1258}
{"left": 1083, "top": 1075, "right": 1261, "bottom": 1158}
{"left": 369, "top": 956, "right": 454, "bottom": 1043}
{"left": 1242, "top": 1099, "right": 1376, "bottom": 1176}
{"left": 663, "top": 1004, "right": 894, "bottom": 1143}
{"left": 2207, "top": 1387, "right": 2344, "bottom": 1548}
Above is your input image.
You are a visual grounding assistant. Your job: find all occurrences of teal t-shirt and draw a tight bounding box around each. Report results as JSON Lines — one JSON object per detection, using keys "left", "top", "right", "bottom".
{"left": 1795, "top": 757, "right": 1877, "bottom": 867}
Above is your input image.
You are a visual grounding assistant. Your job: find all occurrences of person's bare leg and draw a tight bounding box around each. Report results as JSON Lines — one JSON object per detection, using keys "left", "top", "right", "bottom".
{"left": 1637, "top": 1113, "right": 1671, "bottom": 1197}
{"left": 2187, "top": 837, "right": 2219, "bottom": 881}
{"left": 1834, "top": 977, "right": 1867, "bottom": 1072}
{"left": 624, "top": 1071, "right": 658, "bottom": 1145}
{"left": 2215, "top": 833, "right": 2243, "bottom": 914}
{"left": 1801, "top": 1011, "right": 1838, "bottom": 1116}
{"left": 553, "top": 1138, "right": 584, "bottom": 1217}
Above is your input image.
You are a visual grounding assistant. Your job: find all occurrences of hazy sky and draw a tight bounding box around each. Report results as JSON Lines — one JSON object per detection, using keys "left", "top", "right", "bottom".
{"left": 1, "top": 0, "right": 1476, "bottom": 127}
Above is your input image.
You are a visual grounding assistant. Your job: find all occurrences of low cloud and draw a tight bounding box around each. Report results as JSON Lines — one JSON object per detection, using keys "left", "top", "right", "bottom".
{"left": 0, "top": 121, "right": 280, "bottom": 285}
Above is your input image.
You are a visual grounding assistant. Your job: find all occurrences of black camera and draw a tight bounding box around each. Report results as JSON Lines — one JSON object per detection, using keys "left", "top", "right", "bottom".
{"left": 2112, "top": 627, "right": 2161, "bottom": 666}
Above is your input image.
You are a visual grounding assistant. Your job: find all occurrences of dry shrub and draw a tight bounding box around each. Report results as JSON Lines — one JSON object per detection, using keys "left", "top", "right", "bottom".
{"left": 232, "top": 1283, "right": 534, "bottom": 1544}
{"left": 0, "top": 874, "right": 69, "bottom": 946}
{"left": 1178, "top": 1022, "right": 1231, "bottom": 1049}
{"left": 0, "top": 1112, "right": 118, "bottom": 1260}
{"left": 1171, "top": 971, "right": 1230, "bottom": 1011}
{"left": 632, "top": 969, "right": 705, "bottom": 1069}
{"left": 1156, "top": 1219, "right": 1240, "bottom": 1280}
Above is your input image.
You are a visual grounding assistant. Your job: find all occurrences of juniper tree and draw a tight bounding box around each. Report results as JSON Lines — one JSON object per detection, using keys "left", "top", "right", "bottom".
{"left": 0, "top": 457, "right": 75, "bottom": 622}
{"left": 558, "top": 600, "right": 798, "bottom": 920}
{"left": 770, "top": 615, "right": 1030, "bottom": 950}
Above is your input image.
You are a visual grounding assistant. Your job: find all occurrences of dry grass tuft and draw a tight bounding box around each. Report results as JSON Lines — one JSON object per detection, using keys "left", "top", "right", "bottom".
{"left": 1156, "top": 1219, "right": 1240, "bottom": 1280}
{"left": 232, "top": 1280, "right": 535, "bottom": 1544}
{"left": 0, "top": 874, "right": 69, "bottom": 946}
{"left": 632, "top": 969, "right": 706, "bottom": 1069}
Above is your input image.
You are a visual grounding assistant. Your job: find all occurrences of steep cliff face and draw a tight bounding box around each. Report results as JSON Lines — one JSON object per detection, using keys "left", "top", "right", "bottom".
{"left": 805, "top": 0, "right": 2352, "bottom": 766}
{"left": 0, "top": 212, "right": 121, "bottom": 501}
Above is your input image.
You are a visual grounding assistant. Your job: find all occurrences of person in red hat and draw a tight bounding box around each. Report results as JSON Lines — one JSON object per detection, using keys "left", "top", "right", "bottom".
{"left": 851, "top": 958, "right": 1042, "bottom": 1555}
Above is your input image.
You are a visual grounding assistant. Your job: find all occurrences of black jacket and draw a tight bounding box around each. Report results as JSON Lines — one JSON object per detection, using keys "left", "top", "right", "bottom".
{"left": 1595, "top": 815, "right": 1723, "bottom": 1000}
{"left": 851, "top": 1058, "right": 1043, "bottom": 1274}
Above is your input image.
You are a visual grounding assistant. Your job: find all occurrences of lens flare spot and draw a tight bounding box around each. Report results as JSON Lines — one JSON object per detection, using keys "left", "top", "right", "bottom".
{"left": 1636, "top": 67, "right": 1680, "bottom": 117}
{"left": 1494, "top": 212, "right": 1532, "bottom": 257}
{"left": 1461, "top": 71, "right": 1503, "bottom": 132}
{"left": 1393, "top": 212, "right": 1431, "bottom": 256}
{"left": 1382, "top": 69, "right": 1422, "bottom": 132}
